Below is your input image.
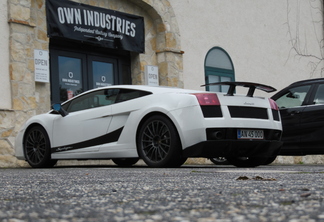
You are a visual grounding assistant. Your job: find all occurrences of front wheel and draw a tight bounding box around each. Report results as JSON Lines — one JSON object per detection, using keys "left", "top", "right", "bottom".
{"left": 23, "top": 126, "right": 57, "bottom": 168}
{"left": 137, "top": 115, "right": 182, "bottom": 167}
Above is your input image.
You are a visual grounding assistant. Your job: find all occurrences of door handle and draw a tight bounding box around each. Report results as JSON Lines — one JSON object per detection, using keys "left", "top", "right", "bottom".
{"left": 289, "top": 110, "right": 300, "bottom": 116}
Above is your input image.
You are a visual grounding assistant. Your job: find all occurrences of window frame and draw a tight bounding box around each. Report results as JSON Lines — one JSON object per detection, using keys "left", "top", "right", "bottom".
{"left": 204, "top": 47, "right": 235, "bottom": 92}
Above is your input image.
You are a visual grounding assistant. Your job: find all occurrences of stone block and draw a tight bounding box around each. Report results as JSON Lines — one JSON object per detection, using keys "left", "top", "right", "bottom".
{"left": 0, "top": 111, "right": 15, "bottom": 129}
{"left": 9, "top": 4, "right": 30, "bottom": 21}
{"left": 10, "top": 41, "right": 26, "bottom": 62}
{"left": 0, "top": 139, "right": 14, "bottom": 155}
{"left": 37, "top": 29, "right": 48, "bottom": 41}
{"left": 12, "top": 98, "right": 24, "bottom": 110}
{"left": 10, "top": 63, "right": 26, "bottom": 81}
{"left": 35, "top": 0, "right": 44, "bottom": 9}
{"left": 165, "top": 33, "right": 177, "bottom": 48}
{"left": 1, "top": 129, "right": 14, "bottom": 138}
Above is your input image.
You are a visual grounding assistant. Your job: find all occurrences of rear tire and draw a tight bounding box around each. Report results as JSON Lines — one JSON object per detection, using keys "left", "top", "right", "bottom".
{"left": 23, "top": 126, "right": 57, "bottom": 168}
{"left": 137, "top": 115, "right": 183, "bottom": 167}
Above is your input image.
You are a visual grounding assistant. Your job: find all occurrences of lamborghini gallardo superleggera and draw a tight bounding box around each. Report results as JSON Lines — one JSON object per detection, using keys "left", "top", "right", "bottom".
{"left": 15, "top": 82, "right": 282, "bottom": 168}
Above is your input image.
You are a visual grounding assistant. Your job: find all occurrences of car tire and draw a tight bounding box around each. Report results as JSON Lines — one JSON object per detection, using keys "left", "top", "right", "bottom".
{"left": 226, "top": 156, "right": 266, "bottom": 168}
{"left": 23, "top": 126, "right": 57, "bottom": 168}
{"left": 137, "top": 115, "right": 183, "bottom": 167}
{"left": 112, "top": 158, "right": 139, "bottom": 167}
{"left": 210, "top": 157, "right": 229, "bottom": 165}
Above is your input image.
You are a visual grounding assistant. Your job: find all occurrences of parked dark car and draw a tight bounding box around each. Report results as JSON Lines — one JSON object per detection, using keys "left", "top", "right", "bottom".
{"left": 271, "top": 78, "right": 324, "bottom": 156}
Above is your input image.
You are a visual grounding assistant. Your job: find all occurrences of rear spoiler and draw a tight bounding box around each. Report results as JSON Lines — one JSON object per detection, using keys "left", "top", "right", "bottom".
{"left": 201, "top": 82, "right": 276, "bottom": 97}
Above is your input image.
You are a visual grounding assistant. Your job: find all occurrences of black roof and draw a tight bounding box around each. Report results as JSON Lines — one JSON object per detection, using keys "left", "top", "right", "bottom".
{"left": 289, "top": 78, "right": 324, "bottom": 86}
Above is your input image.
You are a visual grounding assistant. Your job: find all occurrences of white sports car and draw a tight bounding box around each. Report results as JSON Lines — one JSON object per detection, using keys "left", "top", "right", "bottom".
{"left": 15, "top": 82, "right": 282, "bottom": 168}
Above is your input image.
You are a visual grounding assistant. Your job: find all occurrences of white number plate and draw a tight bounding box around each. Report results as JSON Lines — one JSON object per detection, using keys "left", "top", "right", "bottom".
{"left": 237, "top": 129, "right": 264, "bottom": 139}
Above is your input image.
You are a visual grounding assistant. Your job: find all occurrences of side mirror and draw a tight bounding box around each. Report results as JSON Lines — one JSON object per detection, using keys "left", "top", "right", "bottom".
{"left": 52, "top": 103, "right": 69, "bottom": 117}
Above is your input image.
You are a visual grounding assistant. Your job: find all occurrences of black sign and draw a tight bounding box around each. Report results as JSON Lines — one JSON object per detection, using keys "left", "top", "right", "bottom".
{"left": 46, "top": 0, "right": 144, "bottom": 53}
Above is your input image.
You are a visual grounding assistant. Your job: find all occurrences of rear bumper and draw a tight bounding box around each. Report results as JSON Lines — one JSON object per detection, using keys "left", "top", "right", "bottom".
{"left": 182, "top": 140, "right": 283, "bottom": 158}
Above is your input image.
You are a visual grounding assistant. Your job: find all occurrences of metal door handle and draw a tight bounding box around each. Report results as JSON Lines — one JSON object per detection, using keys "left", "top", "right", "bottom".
{"left": 289, "top": 110, "right": 300, "bottom": 116}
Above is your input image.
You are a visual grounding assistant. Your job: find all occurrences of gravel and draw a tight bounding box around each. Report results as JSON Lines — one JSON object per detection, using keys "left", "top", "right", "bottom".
{"left": 1, "top": 164, "right": 324, "bottom": 222}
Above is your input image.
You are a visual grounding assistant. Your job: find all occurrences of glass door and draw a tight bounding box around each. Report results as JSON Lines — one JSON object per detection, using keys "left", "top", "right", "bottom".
{"left": 50, "top": 50, "right": 87, "bottom": 103}
{"left": 50, "top": 51, "right": 119, "bottom": 103}
{"left": 58, "top": 56, "right": 84, "bottom": 101}
{"left": 88, "top": 56, "right": 117, "bottom": 89}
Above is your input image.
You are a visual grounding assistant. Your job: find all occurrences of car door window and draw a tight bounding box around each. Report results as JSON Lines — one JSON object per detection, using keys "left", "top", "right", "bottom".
{"left": 67, "top": 89, "right": 120, "bottom": 112}
{"left": 275, "top": 85, "right": 311, "bottom": 109}
{"left": 313, "top": 84, "right": 324, "bottom": 105}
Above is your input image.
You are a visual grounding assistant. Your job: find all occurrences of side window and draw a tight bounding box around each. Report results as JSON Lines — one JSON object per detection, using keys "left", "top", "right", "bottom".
{"left": 62, "top": 88, "right": 151, "bottom": 112}
{"left": 313, "top": 84, "right": 324, "bottom": 105}
{"left": 116, "top": 89, "right": 152, "bottom": 103}
{"left": 66, "top": 89, "right": 120, "bottom": 112}
{"left": 275, "top": 85, "right": 311, "bottom": 109}
{"left": 204, "top": 47, "right": 235, "bottom": 92}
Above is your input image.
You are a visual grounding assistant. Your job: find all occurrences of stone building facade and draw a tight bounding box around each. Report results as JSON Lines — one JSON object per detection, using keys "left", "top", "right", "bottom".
{"left": 0, "top": 0, "right": 323, "bottom": 167}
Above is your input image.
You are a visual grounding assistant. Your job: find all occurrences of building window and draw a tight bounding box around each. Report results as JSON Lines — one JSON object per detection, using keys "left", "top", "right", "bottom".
{"left": 204, "top": 47, "right": 235, "bottom": 92}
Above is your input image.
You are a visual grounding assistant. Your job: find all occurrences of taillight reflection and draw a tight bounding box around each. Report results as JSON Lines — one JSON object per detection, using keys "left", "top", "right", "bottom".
{"left": 193, "top": 93, "right": 220, "bottom": 106}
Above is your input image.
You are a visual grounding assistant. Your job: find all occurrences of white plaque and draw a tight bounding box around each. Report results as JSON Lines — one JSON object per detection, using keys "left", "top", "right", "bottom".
{"left": 145, "top": 65, "right": 159, "bottom": 86}
{"left": 34, "top": 49, "right": 50, "bottom": 83}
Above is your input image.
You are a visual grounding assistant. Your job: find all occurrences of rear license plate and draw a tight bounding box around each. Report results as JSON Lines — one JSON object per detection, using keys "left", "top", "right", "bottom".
{"left": 237, "top": 129, "right": 264, "bottom": 139}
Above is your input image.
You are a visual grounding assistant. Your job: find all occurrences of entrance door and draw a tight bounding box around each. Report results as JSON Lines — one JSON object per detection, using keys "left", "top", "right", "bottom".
{"left": 88, "top": 56, "right": 117, "bottom": 89}
{"left": 50, "top": 50, "right": 118, "bottom": 103}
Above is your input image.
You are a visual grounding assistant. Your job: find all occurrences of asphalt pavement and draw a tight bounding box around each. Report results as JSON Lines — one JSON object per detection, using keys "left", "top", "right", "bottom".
{"left": 1, "top": 163, "right": 324, "bottom": 222}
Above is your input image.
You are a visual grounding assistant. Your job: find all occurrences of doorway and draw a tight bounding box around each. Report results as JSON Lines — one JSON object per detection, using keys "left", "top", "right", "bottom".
{"left": 50, "top": 39, "right": 131, "bottom": 103}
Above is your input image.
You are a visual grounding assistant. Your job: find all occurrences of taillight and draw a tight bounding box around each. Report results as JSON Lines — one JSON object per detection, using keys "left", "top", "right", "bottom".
{"left": 269, "top": 98, "right": 280, "bottom": 121}
{"left": 193, "top": 93, "right": 220, "bottom": 105}
{"left": 268, "top": 98, "right": 279, "bottom": 110}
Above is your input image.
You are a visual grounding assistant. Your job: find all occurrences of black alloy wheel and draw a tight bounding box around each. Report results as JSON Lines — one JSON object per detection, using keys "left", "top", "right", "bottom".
{"left": 137, "top": 115, "right": 183, "bottom": 167}
{"left": 23, "top": 126, "right": 57, "bottom": 168}
{"left": 112, "top": 158, "right": 139, "bottom": 167}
